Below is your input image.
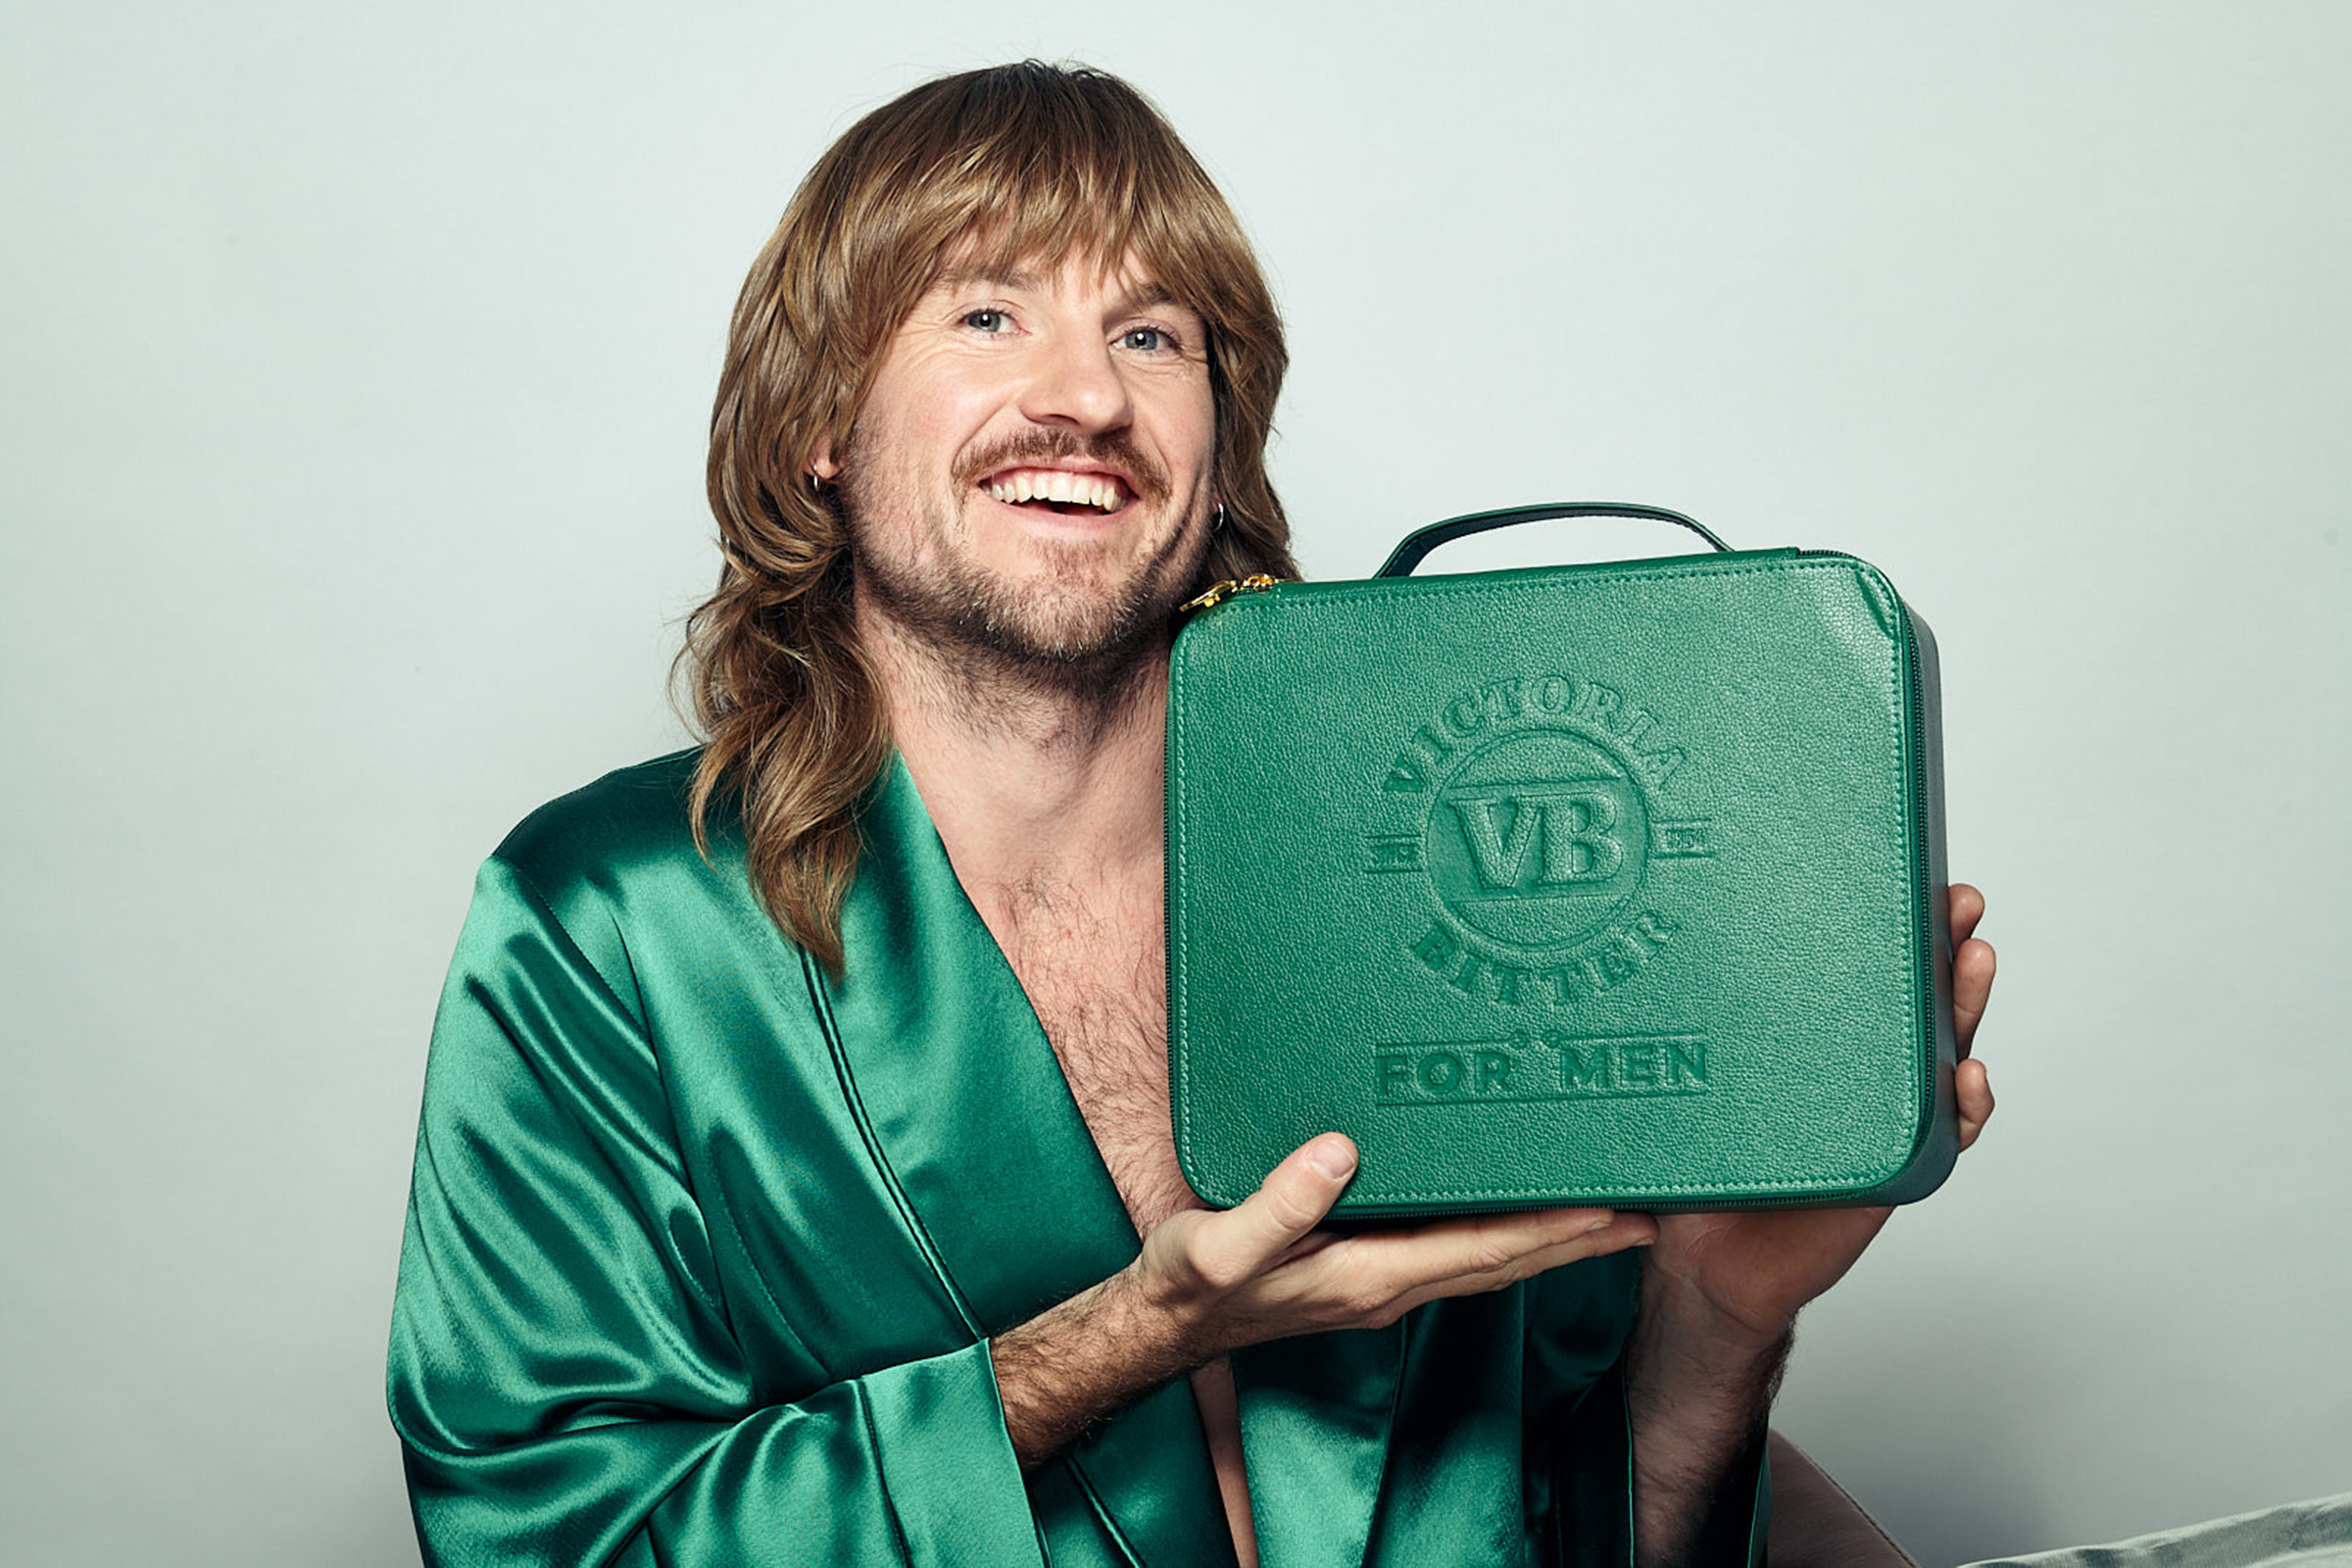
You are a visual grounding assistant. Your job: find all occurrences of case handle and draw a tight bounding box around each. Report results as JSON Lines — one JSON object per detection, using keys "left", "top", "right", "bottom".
{"left": 1373, "top": 503, "right": 1731, "bottom": 579}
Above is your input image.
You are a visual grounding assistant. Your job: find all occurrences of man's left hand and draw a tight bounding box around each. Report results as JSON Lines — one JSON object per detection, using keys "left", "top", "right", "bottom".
{"left": 1641, "top": 882, "right": 1999, "bottom": 1348}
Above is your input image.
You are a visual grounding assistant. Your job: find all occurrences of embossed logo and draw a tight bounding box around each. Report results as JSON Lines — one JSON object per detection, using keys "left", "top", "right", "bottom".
{"left": 1365, "top": 674, "right": 1714, "bottom": 1007}
{"left": 1373, "top": 1032, "right": 1710, "bottom": 1104}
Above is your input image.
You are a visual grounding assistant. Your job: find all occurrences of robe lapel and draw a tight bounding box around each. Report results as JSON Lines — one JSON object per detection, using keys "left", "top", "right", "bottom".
{"left": 1233, "top": 1321, "right": 1406, "bottom": 1567}
{"left": 818, "top": 758, "right": 1237, "bottom": 1567}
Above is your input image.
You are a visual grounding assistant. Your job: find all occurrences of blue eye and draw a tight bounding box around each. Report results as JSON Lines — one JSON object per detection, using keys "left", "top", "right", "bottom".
{"left": 963, "top": 309, "right": 1009, "bottom": 333}
{"left": 1122, "top": 327, "right": 1170, "bottom": 352}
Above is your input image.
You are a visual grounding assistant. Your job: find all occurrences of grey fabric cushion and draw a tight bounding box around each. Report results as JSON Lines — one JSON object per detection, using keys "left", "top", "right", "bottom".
{"left": 1963, "top": 1494, "right": 2352, "bottom": 1568}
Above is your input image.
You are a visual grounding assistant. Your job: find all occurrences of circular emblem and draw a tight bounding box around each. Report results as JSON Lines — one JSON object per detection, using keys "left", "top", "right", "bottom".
{"left": 1424, "top": 727, "right": 1649, "bottom": 960}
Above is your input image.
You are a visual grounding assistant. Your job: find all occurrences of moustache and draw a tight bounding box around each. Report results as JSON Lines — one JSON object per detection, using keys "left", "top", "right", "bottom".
{"left": 953, "top": 429, "right": 1173, "bottom": 507}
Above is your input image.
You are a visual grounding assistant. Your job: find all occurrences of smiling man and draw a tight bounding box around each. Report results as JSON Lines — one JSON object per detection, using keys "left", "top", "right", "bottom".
{"left": 825, "top": 256, "right": 1214, "bottom": 689}
{"left": 388, "top": 62, "right": 1995, "bottom": 1568}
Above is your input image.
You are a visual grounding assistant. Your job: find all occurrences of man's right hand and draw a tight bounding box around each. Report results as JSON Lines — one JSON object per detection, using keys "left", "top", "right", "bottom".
{"left": 1138, "top": 1133, "right": 1658, "bottom": 1359}
{"left": 991, "top": 1134, "right": 1656, "bottom": 1468}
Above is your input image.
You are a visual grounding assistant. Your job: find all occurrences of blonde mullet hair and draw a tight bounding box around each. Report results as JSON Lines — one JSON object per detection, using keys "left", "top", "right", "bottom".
{"left": 679, "top": 62, "right": 1298, "bottom": 972}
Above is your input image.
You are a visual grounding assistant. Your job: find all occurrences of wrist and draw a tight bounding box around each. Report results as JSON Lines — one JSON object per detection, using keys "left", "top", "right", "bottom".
{"left": 991, "top": 1263, "right": 1206, "bottom": 1470}
{"left": 1103, "top": 1255, "right": 1214, "bottom": 1376}
{"left": 1637, "top": 1256, "right": 1797, "bottom": 1367}
{"left": 1127, "top": 1228, "right": 1241, "bottom": 1366}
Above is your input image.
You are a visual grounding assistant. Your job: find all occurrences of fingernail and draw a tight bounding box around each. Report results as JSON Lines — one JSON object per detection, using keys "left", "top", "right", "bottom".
{"left": 1306, "top": 1136, "right": 1355, "bottom": 1179}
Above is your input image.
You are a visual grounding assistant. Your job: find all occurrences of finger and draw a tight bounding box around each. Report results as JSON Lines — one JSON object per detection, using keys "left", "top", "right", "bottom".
{"left": 1953, "top": 937, "right": 1997, "bottom": 1055}
{"left": 1377, "top": 1214, "right": 1659, "bottom": 1322}
{"left": 1955, "top": 1058, "right": 1994, "bottom": 1152}
{"left": 1195, "top": 1135, "right": 1358, "bottom": 1286}
{"left": 1949, "top": 883, "right": 1985, "bottom": 945}
{"left": 1335, "top": 1204, "right": 1629, "bottom": 1298}
{"left": 1272, "top": 1229, "right": 1345, "bottom": 1268}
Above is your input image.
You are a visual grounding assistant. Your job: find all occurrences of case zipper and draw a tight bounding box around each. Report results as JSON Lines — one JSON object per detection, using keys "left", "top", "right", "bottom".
{"left": 1178, "top": 573, "right": 1283, "bottom": 614}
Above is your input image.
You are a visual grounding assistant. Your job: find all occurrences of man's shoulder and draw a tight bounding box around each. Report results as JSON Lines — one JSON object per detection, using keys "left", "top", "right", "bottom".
{"left": 487, "top": 747, "right": 718, "bottom": 901}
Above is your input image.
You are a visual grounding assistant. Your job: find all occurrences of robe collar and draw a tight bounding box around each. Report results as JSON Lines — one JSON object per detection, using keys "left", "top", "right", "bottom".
{"left": 816, "top": 755, "right": 1403, "bottom": 1567}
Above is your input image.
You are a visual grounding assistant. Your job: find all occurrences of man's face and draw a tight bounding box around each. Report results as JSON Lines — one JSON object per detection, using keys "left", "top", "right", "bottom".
{"left": 826, "top": 250, "right": 1219, "bottom": 680}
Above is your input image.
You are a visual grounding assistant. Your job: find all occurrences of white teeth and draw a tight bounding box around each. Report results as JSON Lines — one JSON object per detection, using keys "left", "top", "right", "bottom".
{"left": 987, "top": 469, "right": 1126, "bottom": 511}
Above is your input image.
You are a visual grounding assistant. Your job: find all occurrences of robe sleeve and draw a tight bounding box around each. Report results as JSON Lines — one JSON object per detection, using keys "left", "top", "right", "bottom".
{"left": 387, "top": 857, "right": 1046, "bottom": 1568}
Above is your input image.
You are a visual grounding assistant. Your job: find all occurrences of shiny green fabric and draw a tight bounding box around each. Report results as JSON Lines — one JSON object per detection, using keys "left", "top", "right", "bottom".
{"left": 389, "top": 750, "right": 1760, "bottom": 1565}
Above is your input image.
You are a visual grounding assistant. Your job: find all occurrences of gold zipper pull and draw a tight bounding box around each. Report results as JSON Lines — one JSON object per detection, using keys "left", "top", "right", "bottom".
{"left": 1179, "top": 574, "right": 1284, "bottom": 615}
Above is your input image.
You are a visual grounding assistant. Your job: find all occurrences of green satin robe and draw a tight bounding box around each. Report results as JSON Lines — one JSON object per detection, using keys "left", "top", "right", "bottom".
{"left": 387, "top": 750, "right": 1765, "bottom": 1565}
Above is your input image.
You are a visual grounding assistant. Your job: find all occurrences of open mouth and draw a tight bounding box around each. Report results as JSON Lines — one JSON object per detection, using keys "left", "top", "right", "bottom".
{"left": 982, "top": 466, "right": 1134, "bottom": 517}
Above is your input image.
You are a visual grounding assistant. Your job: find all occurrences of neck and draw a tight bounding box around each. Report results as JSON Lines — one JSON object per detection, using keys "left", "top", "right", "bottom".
{"left": 858, "top": 602, "right": 1172, "bottom": 915}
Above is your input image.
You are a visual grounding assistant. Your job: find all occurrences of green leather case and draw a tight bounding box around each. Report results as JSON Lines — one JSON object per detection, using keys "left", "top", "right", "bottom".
{"left": 1166, "top": 504, "right": 1958, "bottom": 1216}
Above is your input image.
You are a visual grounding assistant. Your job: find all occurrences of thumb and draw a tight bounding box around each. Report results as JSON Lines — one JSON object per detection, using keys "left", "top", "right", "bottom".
{"left": 1209, "top": 1134, "right": 1356, "bottom": 1275}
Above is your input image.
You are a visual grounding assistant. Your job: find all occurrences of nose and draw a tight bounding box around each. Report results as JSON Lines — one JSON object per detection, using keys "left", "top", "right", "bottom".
{"left": 1017, "top": 326, "right": 1134, "bottom": 434}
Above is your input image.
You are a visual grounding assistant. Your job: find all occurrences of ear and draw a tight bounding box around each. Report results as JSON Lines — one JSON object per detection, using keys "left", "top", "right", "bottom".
{"left": 808, "top": 432, "right": 842, "bottom": 483}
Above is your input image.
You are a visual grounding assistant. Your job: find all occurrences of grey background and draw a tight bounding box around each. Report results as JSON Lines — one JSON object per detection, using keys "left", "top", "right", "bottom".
{"left": 4, "top": 3, "right": 2346, "bottom": 1564}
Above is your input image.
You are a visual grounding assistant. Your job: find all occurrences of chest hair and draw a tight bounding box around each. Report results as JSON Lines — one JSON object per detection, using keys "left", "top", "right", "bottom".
{"left": 990, "top": 875, "right": 1259, "bottom": 1562}
{"left": 990, "top": 875, "right": 1200, "bottom": 1237}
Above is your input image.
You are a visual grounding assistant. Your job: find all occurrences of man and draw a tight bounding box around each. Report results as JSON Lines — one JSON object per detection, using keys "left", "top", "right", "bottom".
{"left": 388, "top": 62, "right": 1996, "bottom": 1567}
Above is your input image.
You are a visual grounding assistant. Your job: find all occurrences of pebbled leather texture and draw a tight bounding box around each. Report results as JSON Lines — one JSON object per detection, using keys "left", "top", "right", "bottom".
{"left": 1165, "top": 535, "right": 1958, "bottom": 1216}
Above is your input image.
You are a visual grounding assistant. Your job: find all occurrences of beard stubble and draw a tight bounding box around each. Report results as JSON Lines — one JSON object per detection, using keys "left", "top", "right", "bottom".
{"left": 841, "top": 427, "right": 1213, "bottom": 701}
